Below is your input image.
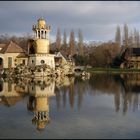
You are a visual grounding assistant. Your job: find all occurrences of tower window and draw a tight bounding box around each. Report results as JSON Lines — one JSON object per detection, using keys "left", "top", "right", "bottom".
{"left": 41, "top": 60, "right": 45, "bottom": 64}
{"left": 41, "top": 30, "right": 44, "bottom": 38}
{"left": 22, "top": 60, "right": 25, "bottom": 65}
{"left": 8, "top": 57, "right": 12, "bottom": 68}
{"left": 32, "top": 60, "right": 34, "bottom": 64}
{"left": 45, "top": 31, "right": 47, "bottom": 39}
{"left": 38, "top": 31, "right": 40, "bottom": 38}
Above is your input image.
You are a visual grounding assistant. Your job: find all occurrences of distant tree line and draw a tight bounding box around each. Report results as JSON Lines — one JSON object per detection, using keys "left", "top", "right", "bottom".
{"left": 54, "top": 28, "right": 85, "bottom": 57}
{"left": 53, "top": 27, "right": 121, "bottom": 67}
{"left": 0, "top": 33, "right": 32, "bottom": 50}
{"left": 52, "top": 28, "right": 87, "bottom": 66}
{"left": 115, "top": 24, "right": 140, "bottom": 48}
{"left": 1, "top": 23, "right": 139, "bottom": 68}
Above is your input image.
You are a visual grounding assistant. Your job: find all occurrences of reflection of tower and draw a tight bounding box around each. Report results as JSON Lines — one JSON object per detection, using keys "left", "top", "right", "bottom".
{"left": 27, "top": 78, "right": 55, "bottom": 131}
{"left": 28, "top": 95, "right": 50, "bottom": 131}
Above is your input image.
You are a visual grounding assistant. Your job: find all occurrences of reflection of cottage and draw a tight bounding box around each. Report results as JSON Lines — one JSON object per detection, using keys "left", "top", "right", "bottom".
{"left": 120, "top": 48, "right": 140, "bottom": 69}
{"left": 0, "top": 78, "right": 27, "bottom": 106}
{"left": 120, "top": 74, "right": 140, "bottom": 113}
{"left": 121, "top": 74, "right": 140, "bottom": 93}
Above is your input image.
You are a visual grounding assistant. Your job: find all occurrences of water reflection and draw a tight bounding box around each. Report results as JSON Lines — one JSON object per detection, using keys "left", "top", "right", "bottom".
{"left": 0, "top": 77, "right": 75, "bottom": 131}
{"left": 0, "top": 74, "right": 140, "bottom": 131}
{"left": 27, "top": 95, "right": 50, "bottom": 131}
{"left": 89, "top": 74, "right": 140, "bottom": 115}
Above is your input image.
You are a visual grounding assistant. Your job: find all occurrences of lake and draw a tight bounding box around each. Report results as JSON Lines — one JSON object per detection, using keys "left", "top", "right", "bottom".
{"left": 0, "top": 74, "right": 140, "bottom": 139}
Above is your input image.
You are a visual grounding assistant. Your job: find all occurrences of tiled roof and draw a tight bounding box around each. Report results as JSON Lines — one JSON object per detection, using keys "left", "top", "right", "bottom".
{"left": 56, "top": 51, "right": 69, "bottom": 60}
{"left": 0, "top": 41, "right": 26, "bottom": 53}
{"left": 0, "top": 44, "right": 6, "bottom": 48}
{"left": 0, "top": 44, "right": 6, "bottom": 53}
{"left": 17, "top": 53, "right": 29, "bottom": 58}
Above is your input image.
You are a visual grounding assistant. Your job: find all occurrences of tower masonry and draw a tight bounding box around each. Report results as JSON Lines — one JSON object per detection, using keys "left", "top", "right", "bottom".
{"left": 29, "top": 17, "right": 55, "bottom": 68}
{"left": 32, "top": 17, "right": 51, "bottom": 54}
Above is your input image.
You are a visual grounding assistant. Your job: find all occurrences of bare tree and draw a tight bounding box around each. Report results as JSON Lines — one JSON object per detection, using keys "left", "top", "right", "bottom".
{"left": 78, "top": 29, "right": 84, "bottom": 56}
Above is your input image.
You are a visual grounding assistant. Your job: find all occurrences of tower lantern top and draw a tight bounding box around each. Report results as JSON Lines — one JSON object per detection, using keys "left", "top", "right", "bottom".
{"left": 32, "top": 17, "right": 51, "bottom": 31}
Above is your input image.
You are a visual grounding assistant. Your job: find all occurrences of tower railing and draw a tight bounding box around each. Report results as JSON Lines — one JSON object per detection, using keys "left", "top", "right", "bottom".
{"left": 32, "top": 25, "right": 51, "bottom": 30}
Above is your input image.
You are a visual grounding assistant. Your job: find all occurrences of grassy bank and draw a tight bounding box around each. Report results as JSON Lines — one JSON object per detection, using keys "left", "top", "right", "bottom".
{"left": 86, "top": 67, "right": 140, "bottom": 74}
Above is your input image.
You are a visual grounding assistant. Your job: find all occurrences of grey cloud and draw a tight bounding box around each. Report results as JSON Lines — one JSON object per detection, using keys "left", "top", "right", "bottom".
{"left": 0, "top": 1, "right": 140, "bottom": 42}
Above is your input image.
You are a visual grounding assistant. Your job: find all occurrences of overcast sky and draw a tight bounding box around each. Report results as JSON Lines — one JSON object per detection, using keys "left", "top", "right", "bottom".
{"left": 0, "top": 1, "right": 140, "bottom": 43}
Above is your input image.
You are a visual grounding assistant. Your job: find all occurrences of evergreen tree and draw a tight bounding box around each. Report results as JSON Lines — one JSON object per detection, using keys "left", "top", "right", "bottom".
{"left": 63, "top": 29, "right": 67, "bottom": 52}
{"left": 69, "top": 30, "right": 75, "bottom": 56}
{"left": 123, "top": 23, "right": 129, "bottom": 48}
{"left": 128, "top": 30, "right": 134, "bottom": 47}
{"left": 78, "top": 29, "right": 84, "bottom": 56}
{"left": 115, "top": 25, "right": 121, "bottom": 47}
{"left": 56, "top": 28, "right": 61, "bottom": 51}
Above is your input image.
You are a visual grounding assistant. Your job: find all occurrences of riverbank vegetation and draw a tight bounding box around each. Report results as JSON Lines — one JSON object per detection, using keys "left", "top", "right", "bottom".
{"left": 86, "top": 67, "right": 140, "bottom": 74}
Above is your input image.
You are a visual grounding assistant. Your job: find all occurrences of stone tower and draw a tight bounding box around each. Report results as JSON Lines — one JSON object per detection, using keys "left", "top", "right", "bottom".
{"left": 29, "top": 17, "right": 55, "bottom": 68}
{"left": 32, "top": 17, "right": 51, "bottom": 54}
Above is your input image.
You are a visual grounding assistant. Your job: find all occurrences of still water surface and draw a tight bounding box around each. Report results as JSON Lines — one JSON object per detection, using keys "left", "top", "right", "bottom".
{"left": 0, "top": 74, "right": 140, "bottom": 139}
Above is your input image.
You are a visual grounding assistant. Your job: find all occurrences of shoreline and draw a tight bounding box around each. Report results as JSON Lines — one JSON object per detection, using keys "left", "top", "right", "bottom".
{"left": 86, "top": 68, "right": 140, "bottom": 74}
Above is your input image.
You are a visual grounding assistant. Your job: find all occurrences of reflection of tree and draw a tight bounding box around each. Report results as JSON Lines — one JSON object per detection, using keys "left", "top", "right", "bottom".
{"left": 62, "top": 87, "right": 67, "bottom": 109}
{"left": 1, "top": 73, "right": 140, "bottom": 124}
{"left": 55, "top": 77, "right": 76, "bottom": 110}
{"left": 114, "top": 91, "right": 120, "bottom": 113}
{"left": 89, "top": 74, "right": 140, "bottom": 115}
{"left": 55, "top": 88, "right": 61, "bottom": 111}
{"left": 120, "top": 74, "right": 140, "bottom": 115}
{"left": 75, "top": 77, "right": 87, "bottom": 110}
{"left": 69, "top": 80, "right": 75, "bottom": 109}
{"left": 89, "top": 74, "right": 121, "bottom": 95}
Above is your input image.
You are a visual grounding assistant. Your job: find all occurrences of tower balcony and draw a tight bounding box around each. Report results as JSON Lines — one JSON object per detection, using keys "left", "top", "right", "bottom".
{"left": 32, "top": 25, "right": 51, "bottom": 31}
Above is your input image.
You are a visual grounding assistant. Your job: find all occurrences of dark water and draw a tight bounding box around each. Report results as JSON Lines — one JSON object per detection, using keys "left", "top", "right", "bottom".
{"left": 0, "top": 74, "right": 140, "bottom": 139}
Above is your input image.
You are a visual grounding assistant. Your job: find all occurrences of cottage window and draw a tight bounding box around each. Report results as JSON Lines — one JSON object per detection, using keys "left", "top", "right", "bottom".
{"left": 8, "top": 57, "right": 12, "bottom": 68}
{"left": 32, "top": 60, "right": 34, "bottom": 64}
{"left": 23, "top": 60, "right": 25, "bottom": 65}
